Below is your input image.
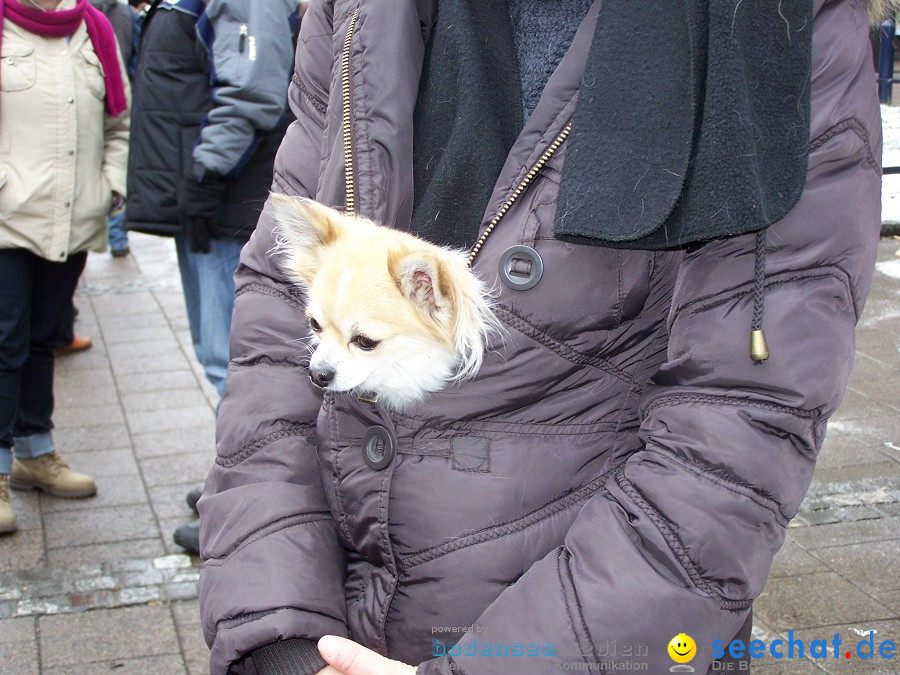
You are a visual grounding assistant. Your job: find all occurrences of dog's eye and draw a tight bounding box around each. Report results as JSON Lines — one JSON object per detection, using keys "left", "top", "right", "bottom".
{"left": 308, "top": 316, "right": 322, "bottom": 332}
{"left": 352, "top": 335, "right": 380, "bottom": 351}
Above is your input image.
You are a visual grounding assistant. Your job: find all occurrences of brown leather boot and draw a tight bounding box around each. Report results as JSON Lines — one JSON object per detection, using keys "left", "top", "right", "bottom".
{"left": 54, "top": 335, "right": 93, "bottom": 356}
{"left": 11, "top": 452, "right": 97, "bottom": 498}
{"left": 0, "top": 475, "right": 17, "bottom": 534}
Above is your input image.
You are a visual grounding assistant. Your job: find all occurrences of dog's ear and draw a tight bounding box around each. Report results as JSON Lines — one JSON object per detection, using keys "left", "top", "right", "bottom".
{"left": 390, "top": 246, "right": 503, "bottom": 381}
{"left": 269, "top": 194, "right": 344, "bottom": 284}
{"left": 388, "top": 249, "right": 452, "bottom": 318}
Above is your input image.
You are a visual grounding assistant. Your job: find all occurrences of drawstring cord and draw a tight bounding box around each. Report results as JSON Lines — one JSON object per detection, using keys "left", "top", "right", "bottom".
{"left": 750, "top": 229, "right": 769, "bottom": 363}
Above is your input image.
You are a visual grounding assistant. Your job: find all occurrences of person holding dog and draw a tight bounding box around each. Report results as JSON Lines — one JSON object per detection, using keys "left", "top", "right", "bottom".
{"left": 198, "top": 0, "right": 885, "bottom": 673}
{"left": 0, "top": 0, "right": 130, "bottom": 533}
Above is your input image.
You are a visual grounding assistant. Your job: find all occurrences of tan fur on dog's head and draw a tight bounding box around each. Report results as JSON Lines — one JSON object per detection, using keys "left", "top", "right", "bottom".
{"left": 270, "top": 194, "right": 502, "bottom": 409}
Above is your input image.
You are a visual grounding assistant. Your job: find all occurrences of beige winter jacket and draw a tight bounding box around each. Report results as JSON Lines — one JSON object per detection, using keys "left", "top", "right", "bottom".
{"left": 0, "top": 0, "right": 130, "bottom": 262}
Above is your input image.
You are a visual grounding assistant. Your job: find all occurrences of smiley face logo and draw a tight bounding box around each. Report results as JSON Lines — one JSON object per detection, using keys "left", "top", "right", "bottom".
{"left": 668, "top": 633, "right": 696, "bottom": 664}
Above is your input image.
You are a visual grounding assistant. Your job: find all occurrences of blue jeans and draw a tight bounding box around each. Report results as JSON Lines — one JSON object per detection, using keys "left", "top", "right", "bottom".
{"left": 174, "top": 234, "right": 244, "bottom": 397}
{"left": 108, "top": 212, "right": 129, "bottom": 252}
{"left": 0, "top": 249, "right": 87, "bottom": 474}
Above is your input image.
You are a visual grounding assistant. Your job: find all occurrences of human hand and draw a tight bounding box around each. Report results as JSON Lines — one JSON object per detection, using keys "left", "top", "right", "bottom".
{"left": 177, "top": 175, "right": 226, "bottom": 253}
{"left": 110, "top": 191, "right": 125, "bottom": 216}
{"left": 317, "top": 636, "right": 417, "bottom": 675}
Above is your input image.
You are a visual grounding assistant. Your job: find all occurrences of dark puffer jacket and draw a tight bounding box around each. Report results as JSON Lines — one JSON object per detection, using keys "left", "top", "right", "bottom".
{"left": 199, "top": 1, "right": 882, "bottom": 673}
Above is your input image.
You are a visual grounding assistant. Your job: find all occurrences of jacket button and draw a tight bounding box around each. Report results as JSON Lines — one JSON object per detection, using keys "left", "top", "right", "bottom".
{"left": 498, "top": 245, "right": 543, "bottom": 291}
{"left": 67, "top": 97, "right": 74, "bottom": 104}
{"left": 362, "top": 425, "right": 396, "bottom": 471}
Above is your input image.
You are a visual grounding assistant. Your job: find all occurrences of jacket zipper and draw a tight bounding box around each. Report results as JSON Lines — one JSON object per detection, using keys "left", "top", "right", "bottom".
{"left": 341, "top": 9, "right": 360, "bottom": 215}
{"left": 467, "top": 122, "right": 572, "bottom": 268}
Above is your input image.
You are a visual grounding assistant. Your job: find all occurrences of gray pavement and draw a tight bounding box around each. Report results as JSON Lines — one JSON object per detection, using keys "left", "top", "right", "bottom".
{"left": 0, "top": 230, "right": 898, "bottom": 673}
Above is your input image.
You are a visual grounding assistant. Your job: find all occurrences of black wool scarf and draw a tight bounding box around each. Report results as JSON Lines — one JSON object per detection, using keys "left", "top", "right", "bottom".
{"left": 411, "top": 0, "right": 814, "bottom": 251}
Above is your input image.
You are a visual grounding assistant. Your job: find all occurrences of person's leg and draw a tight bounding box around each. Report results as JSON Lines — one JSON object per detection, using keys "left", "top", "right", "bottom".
{"left": 190, "top": 235, "right": 244, "bottom": 396}
{"left": 0, "top": 249, "right": 35, "bottom": 532}
{"left": 174, "top": 233, "right": 206, "bottom": 376}
{"left": 108, "top": 212, "right": 129, "bottom": 255}
{"left": 173, "top": 236, "right": 243, "bottom": 553}
{"left": 14, "top": 252, "right": 87, "bottom": 442}
{"left": 0, "top": 249, "right": 34, "bottom": 455}
{"left": 11, "top": 251, "right": 96, "bottom": 498}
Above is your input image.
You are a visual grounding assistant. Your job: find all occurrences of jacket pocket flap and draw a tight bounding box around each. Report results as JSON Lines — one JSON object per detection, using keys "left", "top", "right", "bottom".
{"left": 1, "top": 42, "right": 34, "bottom": 59}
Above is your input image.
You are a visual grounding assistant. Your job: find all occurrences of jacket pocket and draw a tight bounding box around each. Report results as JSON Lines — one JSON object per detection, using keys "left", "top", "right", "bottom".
{"left": 0, "top": 42, "right": 36, "bottom": 92}
{"left": 79, "top": 45, "right": 106, "bottom": 100}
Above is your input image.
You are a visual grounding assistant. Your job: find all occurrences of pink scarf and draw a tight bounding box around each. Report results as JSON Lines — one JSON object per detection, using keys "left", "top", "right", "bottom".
{"left": 0, "top": 0, "right": 127, "bottom": 117}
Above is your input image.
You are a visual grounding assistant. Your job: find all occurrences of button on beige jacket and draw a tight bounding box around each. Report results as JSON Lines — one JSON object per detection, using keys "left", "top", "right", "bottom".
{"left": 0, "top": 0, "right": 130, "bottom": 262}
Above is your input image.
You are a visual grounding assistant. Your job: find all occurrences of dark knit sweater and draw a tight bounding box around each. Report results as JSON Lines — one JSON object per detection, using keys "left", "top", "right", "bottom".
{"left": 508, "top": 0, "right": 593, "bottom": 120}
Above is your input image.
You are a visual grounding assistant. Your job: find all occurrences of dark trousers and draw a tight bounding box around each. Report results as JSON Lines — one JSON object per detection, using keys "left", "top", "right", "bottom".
{"left": 0, "top": 248, "right": 87, "bottom": 450}
{"left": 709, "top": 610, "right": 753, "bottom": 672}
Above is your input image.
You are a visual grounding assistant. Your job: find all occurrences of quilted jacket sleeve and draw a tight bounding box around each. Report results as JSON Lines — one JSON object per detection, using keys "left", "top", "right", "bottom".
{"left": 418, "top": 1, "right": 882, "bottom": 673}
{"left": 198, "top": 4, "right": 345, "bottom": 674}
{"left": 191, "top": 0, "right": 298, "bottom": 180}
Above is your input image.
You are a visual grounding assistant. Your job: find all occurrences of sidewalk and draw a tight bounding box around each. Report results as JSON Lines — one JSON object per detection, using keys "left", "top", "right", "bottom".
{"left": 0, "top": 235, "right": 898, "bottom": 673}
{"left": 0, "top": 234, "right": 215, "bottom": 673}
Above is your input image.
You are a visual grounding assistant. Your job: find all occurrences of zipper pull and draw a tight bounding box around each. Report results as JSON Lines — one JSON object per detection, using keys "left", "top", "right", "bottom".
{"left": 238, "top": 25, "right": 248, "bottom": 53}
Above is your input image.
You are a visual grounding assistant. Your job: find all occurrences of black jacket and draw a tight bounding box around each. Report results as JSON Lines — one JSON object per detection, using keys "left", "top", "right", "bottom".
{"left": 125, "top": 1, "right": 296, "bottom": 241}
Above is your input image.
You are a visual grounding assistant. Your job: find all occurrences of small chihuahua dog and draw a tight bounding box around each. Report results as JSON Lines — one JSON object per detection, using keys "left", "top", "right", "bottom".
{"left": 270, "top": 194, "right": 501, "bottom": 410}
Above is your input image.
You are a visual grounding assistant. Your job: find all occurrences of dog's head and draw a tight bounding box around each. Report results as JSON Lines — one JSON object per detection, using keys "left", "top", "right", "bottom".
{"left": 270, "top": 194, "right": 501, "bottom": 409}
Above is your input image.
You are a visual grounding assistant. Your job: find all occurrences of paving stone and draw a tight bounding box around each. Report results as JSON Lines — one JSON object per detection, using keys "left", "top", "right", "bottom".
{"left": 158, "top": 517, "right": 199, "bottom": 557}
{"left": 755, "top": 574, "right": 894, "bottom": 632}
{"left": 0, "top": 616, "right": 36, "bottom": 642}
{"left": 54, "top": 371, "right": 118, "bottom": 407}
{"left": 115, "top": 369, "right": 203, "bottom": 395}
{"left": 44, "top": 504, "right": 157, "bottom": 549}
{"left": 45, "top": 654, "right": 188, "bottom": 674}
{"left": 0, "top": 638, "right": 39, "bottom": 673}
{"left": 126, "top": 405, "right": 214, "bottom": 435}
{"left": 170, "top": 600, "right": 200, "bottom": 631}
{"left": 97, "top": 312, "right": 171, "bottom": 332}
{"left": 53, "top": 424, "right": 132, "bottom": 453}
{"left": 131, "top": 426, "right": 216, "bottom": 459}
{"left": 140, "top": 451, "right": 215, "bottom": 488}
{"left": 45, "top": 540, "right": 166, "bottom": 569}
{"left": 854, "top": 328, "right": 900, "bottom": 364}
{"left": 0, "top": 530, "right": 44, "bottom": 573}
{"left": 107, "top": 338, "right": 184, "bottom": 361}
{"left": 102, "top": 326, "right": 180, "bottom": 345}
{"left": 831, "top": 390, "right": 898, "bottom": 422}
{"left": 53, "top": 350, "right": 111, "bottom": 374}
{"left": 41, "top": 448, "right": 139, "bottom": 479}
{"left": 826, "top": 416, "right": 900, "bottom": 448}
{"left": 120, "top": 388, "right": 212, "bottom": 415}
{"left": 815, "top": 541, "right": 900, "bottom": 596}
{"left": 788, "top": 517, "right": 900, "bottom": 550}
{"left": 790, "top": 621, "right": 899, "bottom": 673}
{"left": 91, "top": 292, "right": 161, "bottom": 316}
{"left": 147, "top": 484, "right": 201, "bottom": 520}
{"left": 52, "top": 404, "right": 126, "bottom": 429}
{"left": 816, "top": 436, "right": 890, "bottom": 470}
{"left": 6, "top": 490, "right": 41, "bottom": 531}
{"left": 39, "top": 605, "right": 180, "bottom": 668}
{"left": 40, "top": 474, "right": 147, "bottom": 514}
{"left": 769, "top": 540, "right": 830, "bottom": 578}
{"left": 808, "top": 463, "right": 900, "bottom": 486}
{"left": 751, "top": 661, "right": 826, "bottom": 673}
{"left": 870, "top": 590, "right": 900, "bottom": 614}
{"left": 111, "top": 354, "right": 194, "bottom": 379}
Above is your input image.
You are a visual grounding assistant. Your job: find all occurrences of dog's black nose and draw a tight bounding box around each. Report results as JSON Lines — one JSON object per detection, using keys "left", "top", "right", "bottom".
{"left": 309, "top": 367, "right": 336, "bottom": 388}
